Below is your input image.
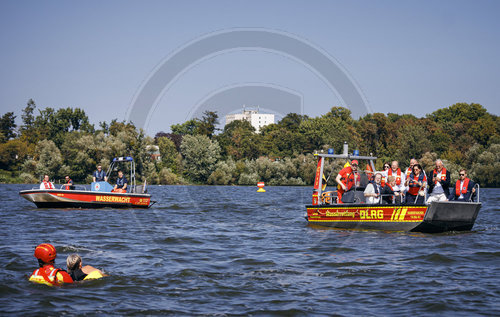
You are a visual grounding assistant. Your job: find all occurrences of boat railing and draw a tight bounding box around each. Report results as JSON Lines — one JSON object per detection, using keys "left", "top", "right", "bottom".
{"left": 472, "top": 184, "right": 480, "bottom": 202}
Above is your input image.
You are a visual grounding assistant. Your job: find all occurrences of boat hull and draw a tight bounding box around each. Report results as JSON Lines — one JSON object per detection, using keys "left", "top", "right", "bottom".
{"left": 19, "top": 189, "right": 152, "bottom": 208}
{"left": 306, "top": 201, "right": 481, "bottom": 233}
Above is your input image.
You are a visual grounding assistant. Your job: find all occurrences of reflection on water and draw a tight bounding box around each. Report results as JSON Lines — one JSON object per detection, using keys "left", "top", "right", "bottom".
{"left": 0, "top": 185, "right": 498, "bottom": 316}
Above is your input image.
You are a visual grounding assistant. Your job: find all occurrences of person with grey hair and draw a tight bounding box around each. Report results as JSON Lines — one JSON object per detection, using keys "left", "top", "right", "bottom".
{"left": 66, "top": 254, "right": 105, "bottom": 281}
{"left": 364, "top": 173, "right": 382, "bottom": 204}
{"left": 427, "top": 159, "right": 451, "bottom": 203}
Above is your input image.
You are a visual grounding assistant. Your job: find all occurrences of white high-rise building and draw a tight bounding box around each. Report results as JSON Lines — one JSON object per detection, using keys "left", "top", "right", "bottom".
{"left": 225, "top": 107, "right": 275, "bottom": 133}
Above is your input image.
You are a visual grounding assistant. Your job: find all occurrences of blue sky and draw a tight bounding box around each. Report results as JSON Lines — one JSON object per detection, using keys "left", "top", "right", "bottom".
{"left": 1, "top": 0, "right": 499, "bottom": 135}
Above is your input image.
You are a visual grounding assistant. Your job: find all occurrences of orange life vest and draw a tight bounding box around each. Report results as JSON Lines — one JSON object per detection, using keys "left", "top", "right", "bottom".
{"left": 340, "top": 168, "right": 360, "bottom": 191}
{"left": 388, "top": 168, "right": 402, "bottom": 185}
{"left": 29, "top": 265, "right": 73, "bottom": 286}
{"left": 42, "top": 181, "right": 54, "bottom": 189}
{"left": 455, "top": 178, "right": 470, "bottom": 196}
{"left": 405, "top": 167, "right": 412, "bottom": 179}
{"left": 432, "top": 168, "right": 447, "bottom": 184}
{"left": 408, "top": 173, "right": 426, "bottom": 195}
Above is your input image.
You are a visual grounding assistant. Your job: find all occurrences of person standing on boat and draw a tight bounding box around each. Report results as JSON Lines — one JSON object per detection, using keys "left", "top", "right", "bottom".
{"left": 29, "top": 243, "right": 73, "bottom": 286}
{"left": 113, "top": 170, "right": 128, "bottom": 193}
{"left": 364, "top": 172, "right": 382, "bottom": 204}
{"left": 405, "top": 164, "right": 427, "bottom": 204}
{"left": 39, "top": 174, "right": 55, "bottom": 190}
{"left": 335, "top": 160, "right": 361, "bottom": 203}
{"left": 92, "top": 165, "right": 108, "bottom": 182}
{"left": 426, "top": 159, "right": 451, "bottom": 203}
{"left": 448, "top": 169, "right": 475, "bottom": 201}
{"left": 64, "top": 175, "right": 74, "bottom": 190}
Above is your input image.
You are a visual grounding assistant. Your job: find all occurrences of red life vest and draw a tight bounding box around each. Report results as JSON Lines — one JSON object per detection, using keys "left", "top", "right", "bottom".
{"left": 405, "top": 167, "right": 413, "bottom": 180}
{"left": 42, "top": 181, "right": 54, "bottom": 189}
{"left": 29, "top": 265, "right": 73, "bottom": 286}
{"left": 388, "top": 168, "right": 402, "bottom": 185}
{"left": 339, "top": 166, "right": 361, "bottom": 191}
{"left": 455, "top": 178, "right": 470, "bottom": 196}
{"left": 408, "top": 173, "right": 426, "bottom": 195}
{"left": 64, "top": 179, "right": 73, "bottom": 190}
{"left": 432, "top": 168, "right": 447, "bottom": 184}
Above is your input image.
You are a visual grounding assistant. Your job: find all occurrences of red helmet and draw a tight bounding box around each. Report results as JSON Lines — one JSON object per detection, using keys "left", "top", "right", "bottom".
{"left": 34, "top": 243, "right": 57, "bottom": 263}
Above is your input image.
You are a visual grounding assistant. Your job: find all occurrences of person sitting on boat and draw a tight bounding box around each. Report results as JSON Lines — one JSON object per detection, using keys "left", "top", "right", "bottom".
{"left": 448, "top": 169, "right": 475, "bottom": 201}
{"left": 113, "top": 170, "right": 128, "bottom": 193}
{"left": 29, "top": 243, "right": 73, "bottom": 286}
{"left": 381, "top": 175, "right": 403, "bottom": 204}
{"left": 426, "top": 159, "right": 451, "bottom": 203}
{"left": 387, "top": 161, "right": 405, "bottom": 196}
{"left": 404, "top": 158, "right": 418, "bottom": 180}
{"left": 92, "top": 165, "right": 108, "bottom": 182}
{"left": 335, "top": 159, "right": 361, "bottom": 204}
{"left": 66, "top": 254, "right": 105, "bottom": 281}
{"left": 40, "top": 174, "right": 55, "bottom": 190}
{"left": 405, "top": 164, "right": 427, "bottom": 204}
{"left": 364, "top": 172, "right": 382, "bottom": 204}
{"left": 64, "top": 175, "right": 74, "bottom": 190}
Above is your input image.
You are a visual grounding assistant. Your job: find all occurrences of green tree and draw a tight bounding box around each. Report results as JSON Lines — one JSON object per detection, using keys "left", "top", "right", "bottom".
{"left": 180, "top": 134, "right": 221, "bottom": 182}
{"left": 0, "top": 139, "right": 30, "bottom": 170}
{"left": 0, "top": 112, "right": 17, "bottom": 142}
{"left": 217, "top": 120, "right": 261, "bottom": 160}
{"left": 197, "top": 111, "right": 219, "bottom": 138}
{"left": 34, "top": 139, "right": 67, "bottom": 178}
{"left": 171, "top": 119, "right": 201, "bottom": 135}
{"left": 157, "top": 137, "right": 178, "bottom": 172}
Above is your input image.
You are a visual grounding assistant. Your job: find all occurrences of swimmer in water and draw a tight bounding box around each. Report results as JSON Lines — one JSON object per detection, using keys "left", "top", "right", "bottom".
{"left": 66, "top": 254, "right": 106, "bottom": 281}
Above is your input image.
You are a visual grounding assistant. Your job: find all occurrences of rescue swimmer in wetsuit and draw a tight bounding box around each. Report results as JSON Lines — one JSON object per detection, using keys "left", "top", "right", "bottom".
{"left": 66, "top": 254, "right": 105, "bottom": 281}
{"left": 113, "top": 170, "right": 128, "bottom": 193}
{"left": 29, "top": 243, "right": 73, "bottom": 286}
{"left": 335, "top": 159, "right": 361, "bottom": 204}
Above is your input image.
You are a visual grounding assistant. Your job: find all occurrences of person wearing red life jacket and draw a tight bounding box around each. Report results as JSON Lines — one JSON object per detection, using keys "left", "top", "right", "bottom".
{"left": 427, "top": 159, "right": 451, "bottom": 203}
{"left": 448, "top": 169, "right": 475, "bottom": 201}
{"left": 64, "top": 175, "right": 74, "bottom": 190}
{"left": 380, "top": 162, "right": 390, "bottom": 187}
{"left": 381, "top": 175, "right": 404, "bottom": 204}
{"left": 404, "top": 158, "right": 418, "bottom": 180}
{"left": 29, "top": 243, "right": 73, "bottom": 286}
{"left": 335, "top": 159, "right": 361, "bottom": 204}
{"left": 405, "top": 163, "right": 427, "bottom": 204}
{"left": 39, "top": 174, "right": 55, "bottom": 190}
{"left": 387, "top": 161, "right": 405, "bottom": 196}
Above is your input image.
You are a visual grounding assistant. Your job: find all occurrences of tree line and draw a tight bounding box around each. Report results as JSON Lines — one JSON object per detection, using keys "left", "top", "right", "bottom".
{"left": 0, "top": 99, "right": 498, "bottom": 187}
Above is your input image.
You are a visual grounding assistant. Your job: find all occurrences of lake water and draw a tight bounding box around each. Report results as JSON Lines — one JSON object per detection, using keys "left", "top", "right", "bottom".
{"left": 0, "top": 184, "right": 498, "bottom": 316}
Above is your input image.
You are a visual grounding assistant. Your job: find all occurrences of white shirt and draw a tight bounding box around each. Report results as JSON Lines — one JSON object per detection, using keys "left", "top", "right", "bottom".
{"left": 432, "top": 171, "right": 444, "bottom": 194}
{"left": 40, "top": 181, "right": 55, "bottom": 190}
{"left": 388, "top": 169, "right": 405, "bottom": 193}
{"left": 364, "top": 183, "right": 381, "bottom": 204}
{"left": 459, "top": 180, "right": 465, "bottom": 199}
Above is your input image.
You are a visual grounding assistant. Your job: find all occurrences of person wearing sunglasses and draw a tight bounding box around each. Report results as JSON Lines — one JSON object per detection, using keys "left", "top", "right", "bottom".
{"left": 427, "top": 159, "right": 451, "bottom": 203}
{"left": 405, "top": 163, "right": 427, "bottom": 204}
{"left": 380, "top": 163, "right": 390, "bottom": 187}
{"left": 448, "top": 169, "right": 475, "bottom": 201}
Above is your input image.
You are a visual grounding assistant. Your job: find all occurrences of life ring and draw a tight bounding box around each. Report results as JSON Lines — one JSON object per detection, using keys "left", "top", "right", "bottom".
{"left": 321, "top": 191, "right": 336, "bottom": 204}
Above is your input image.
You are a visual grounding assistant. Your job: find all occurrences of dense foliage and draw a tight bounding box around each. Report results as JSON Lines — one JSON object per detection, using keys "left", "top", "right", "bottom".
{"left": 1, "top": 100, "right": 498, "bottom": 187}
